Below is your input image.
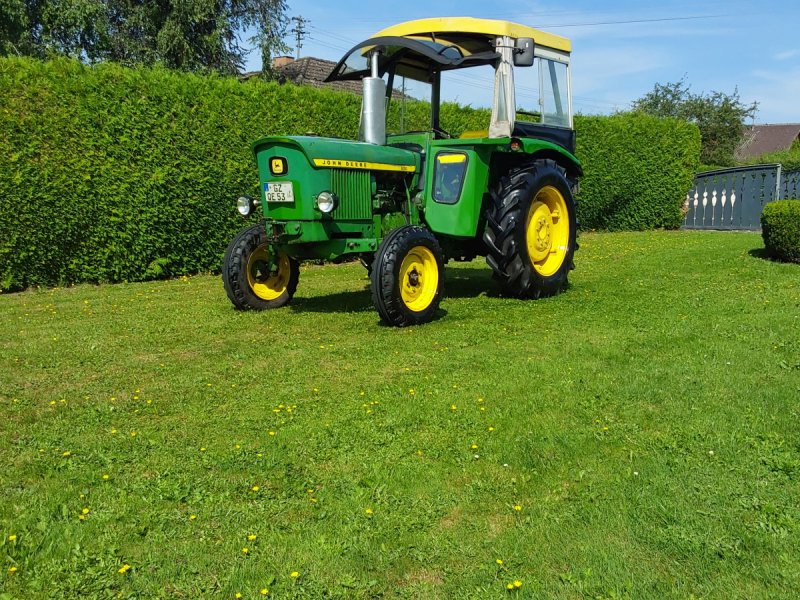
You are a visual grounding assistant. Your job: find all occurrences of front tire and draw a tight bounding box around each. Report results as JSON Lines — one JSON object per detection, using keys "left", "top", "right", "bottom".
{"left": 222, "top": 224, "right": 299, "bottom": 310}
{"left": 483, "top": 159, "right": 577, "bottom": 298}
{"left": 371, "top": 226, "right": 444, "bottom": 327}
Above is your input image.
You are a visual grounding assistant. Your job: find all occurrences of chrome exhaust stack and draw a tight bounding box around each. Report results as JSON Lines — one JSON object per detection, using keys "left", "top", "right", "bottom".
{"left": 359, "top": 50, "right": 386, "bottom": 145}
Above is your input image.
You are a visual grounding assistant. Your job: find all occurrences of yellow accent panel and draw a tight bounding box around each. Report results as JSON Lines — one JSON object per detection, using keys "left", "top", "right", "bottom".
{"left": 399, "top": 246, "right": 439, "bottom": 312}
{"left": 525, "top": 185, "right": 570, "bottom": 277}
{"left": 436, "top": 153, "right": 467, "bottom": 164}
{"left": 313, "top": 158, "right": 415, "bottom": 172}
{"left": 373, "top": 17, "right": 571, "bottom": 53}
{"left": 459, "top": 130, "right": 489, "bottom": 139}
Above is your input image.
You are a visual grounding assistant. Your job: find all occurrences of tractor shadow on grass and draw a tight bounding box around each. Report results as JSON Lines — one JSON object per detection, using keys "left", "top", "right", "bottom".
{"left": 288, "top": 266, "right": 499, "bottom": 314}
{"left": 443, "top": 266, "right": 502, "bottom": 299}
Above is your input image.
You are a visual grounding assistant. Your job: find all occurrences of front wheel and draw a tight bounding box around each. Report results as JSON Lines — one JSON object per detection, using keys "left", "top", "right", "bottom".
{"left": 371, "top": 226, "right": 444, "bottom": 327}
{"left": 222, "top": 224, "right": 299, "bottom": 310}
{"left": 483, "top": 159, "right": 577, "bottom": 298}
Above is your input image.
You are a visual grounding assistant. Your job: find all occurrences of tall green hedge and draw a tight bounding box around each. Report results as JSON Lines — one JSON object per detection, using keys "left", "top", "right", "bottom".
{"left": 0, "top": 58, "right": 700, "bottom": 291}
{"left": 575, "top": 113, "right": 700, "bottom": 230}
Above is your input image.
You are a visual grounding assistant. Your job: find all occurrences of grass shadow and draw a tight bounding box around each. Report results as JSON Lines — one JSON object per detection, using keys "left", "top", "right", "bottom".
{"left": 443, "top": 266, "right": 501, "bottom": 299}
{"left": 748, "top": 247, "right": 770, "bottom": 261}
{"left": 289, "top": 286, "right": 373, "bottom": 313}
{"left": 288, "top": 266, "right": 498, "bottom": 314}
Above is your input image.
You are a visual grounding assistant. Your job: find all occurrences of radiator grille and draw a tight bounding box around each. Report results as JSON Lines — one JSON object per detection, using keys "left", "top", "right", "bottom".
{"left": 330, "top": 169, "right": 372, "bottom": 220}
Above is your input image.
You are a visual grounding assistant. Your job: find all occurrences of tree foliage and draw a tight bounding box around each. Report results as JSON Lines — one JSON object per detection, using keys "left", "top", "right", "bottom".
{"left": 0, "top": 0, "right": 288, "bottom": 74}
{"left": 632, "top": 77, "right": 757, "bottom": 167}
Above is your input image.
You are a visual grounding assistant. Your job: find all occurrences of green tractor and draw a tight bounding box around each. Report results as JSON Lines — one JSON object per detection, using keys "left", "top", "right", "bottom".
{"left": 223, "top": 17, "right": 581, "bottom": 326}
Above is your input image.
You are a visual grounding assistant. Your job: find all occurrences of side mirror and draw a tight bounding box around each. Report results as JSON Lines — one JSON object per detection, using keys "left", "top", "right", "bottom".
{"left": 514, "top": 38, "right": 535, "bottom": 67}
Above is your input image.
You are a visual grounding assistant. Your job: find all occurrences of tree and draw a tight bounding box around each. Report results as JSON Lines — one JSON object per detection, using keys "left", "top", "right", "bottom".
{"left": 632, "top": 77, "right": 758, "bottom": 167}
{"left": 0, "top": 0, "right": 289, "bottom": 75}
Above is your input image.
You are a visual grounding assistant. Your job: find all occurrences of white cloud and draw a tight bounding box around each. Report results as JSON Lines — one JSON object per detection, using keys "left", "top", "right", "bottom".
{"left": 774, "top": 49, "right": 800, "bottom": 61}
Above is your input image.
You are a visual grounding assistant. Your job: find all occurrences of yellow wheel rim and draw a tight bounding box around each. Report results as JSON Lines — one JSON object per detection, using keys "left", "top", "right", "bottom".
{"left": 399, "top": 245, "right": 439, "bottom": 312}
{"left": 246, "top": 245, "right": 291, "bottom": 301}
{"left": 525, "top": 185, "right": 570, "bottom": 277}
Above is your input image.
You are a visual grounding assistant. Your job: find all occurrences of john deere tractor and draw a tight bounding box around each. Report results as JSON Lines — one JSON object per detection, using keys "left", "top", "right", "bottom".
{"left": 223, "top": 17, "right": 581, "bottom": 326}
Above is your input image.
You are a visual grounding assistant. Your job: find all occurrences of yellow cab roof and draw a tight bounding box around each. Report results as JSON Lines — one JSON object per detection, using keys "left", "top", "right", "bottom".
{"left": 372, "top": 17, "right": 571, "bottom": 54}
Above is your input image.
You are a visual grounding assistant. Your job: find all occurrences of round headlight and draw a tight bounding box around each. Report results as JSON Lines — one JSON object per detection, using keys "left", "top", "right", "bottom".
{"left": 237, "top": 196, "right": 253, "bottom": 216}
{"left": 316, "top": 191, "right": 336, "bottom": 213}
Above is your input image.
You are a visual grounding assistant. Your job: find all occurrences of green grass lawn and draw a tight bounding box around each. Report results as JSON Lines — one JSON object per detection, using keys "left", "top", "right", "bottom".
{"left": 2, "top": 231, "right": 799, "bottom": 599}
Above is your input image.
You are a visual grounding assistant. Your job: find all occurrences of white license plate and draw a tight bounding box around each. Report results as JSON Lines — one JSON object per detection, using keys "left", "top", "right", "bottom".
{"left": 264, "top": 182, "right": 294, "bottom": 203}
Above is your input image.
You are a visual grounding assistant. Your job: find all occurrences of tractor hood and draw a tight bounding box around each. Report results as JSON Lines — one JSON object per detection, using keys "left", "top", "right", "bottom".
{"left": 252, "top": 135, "right": 419, "bottom": 173}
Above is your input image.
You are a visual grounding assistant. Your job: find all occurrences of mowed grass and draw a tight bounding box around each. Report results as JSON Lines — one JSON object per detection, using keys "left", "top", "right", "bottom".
{"left": 1, "top": 231, "right": 799, "bottom": 599}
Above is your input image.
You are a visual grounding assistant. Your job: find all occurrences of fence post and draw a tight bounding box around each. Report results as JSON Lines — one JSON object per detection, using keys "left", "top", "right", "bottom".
{"left": 776, "top": 164, "right": 783, "bottom": 200}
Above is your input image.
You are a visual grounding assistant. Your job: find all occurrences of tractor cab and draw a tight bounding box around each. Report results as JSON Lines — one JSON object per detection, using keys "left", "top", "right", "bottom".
{"left": 327, "top": 17, "right": 575, "bottom": 149}
{"left": 224, "top": 18, "right": 581, "bottom": 326}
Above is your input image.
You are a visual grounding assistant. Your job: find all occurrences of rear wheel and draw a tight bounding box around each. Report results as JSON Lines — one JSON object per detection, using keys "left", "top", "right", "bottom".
{"left": 371, "top": 226, "right": 444, "bottom": 326}
{"left": 222, "top": 224, "right": 299, "bottom": 310}
{"left": 483, "top": 159, "right": 577, "bottom": 298}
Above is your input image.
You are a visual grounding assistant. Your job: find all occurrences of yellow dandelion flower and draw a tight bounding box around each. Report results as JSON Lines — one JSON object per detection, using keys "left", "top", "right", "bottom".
{"left": 118, "top": 564, "right": 130, "bottom": 574}
{"left": 102, "top": 474, "right": 110, "bottom": 480}
{"left": 450, "top": 404, "right": 457, "bottom": 410}
{"left": 251, "top": 485, "right": 260, "bottom": 492}
{"left": 506, "top": 582, "right": 514, "bottom": 590}
{"left": 242, "top": 547, "right": 249, "bottom": 554}
{"left": 133, "top": 395, "right": 139, "bottom": 400}
{"left": 247, "top": 534, "right": 257, "bottom": 541}
{"left": 290, "top": 571, "right": 300, "bottom": 578}
{"left": 471, "top": 444, "right": 478, "bottom": 450}
{"left": 513, "top": 504, "right": 522, "bottom": 511}
{"left": 268, "top": 431, "right": 276, "bottom": 436}
{"left": 189, "top": 515, "right": 197, "bottom": 520}
{"left": 496, "top": 559, "right": 503, "bottom": 565}
{"left": 49, "top": 400, "right": 56, "bottom": 405}
{"left": 146, "top": 399, "right": 152, "bottom": 405}
{"left": 235, "top": 444, "right": 241, "bottom": 449}
{"left": 200, "top": 447, "right": 206, "bottom": 452}
{"left": 365, "top": 508, "right": 373, "bottom": 515}
{"left": 235, "top": 593, "right": 242, "bottom": 599}
{"left": 310, "top": 498, "right": 317, "bottom": 503}
{"left": 82, "top": 508, "right": 90, "bottom": 515}
{"left": 488, "top": 426, "right": 495, "bottom": 432}
{"left": 8, "top": 534, "right": 17, "bottom": 542}
{"left": 8, "top": 566, "right": 18, "bottom": 574}
{"left": 62, "top": 451, "right": 71, "bottom": 457}
{"left": 78, "top": 514, "right": 86, "bottom": 521}
{"left": 260, "top": 589, "right": 269, "bottom": 596}
{"left": 130, "top": 431, "right": 137, "bottom": 437}
{"left": 514, "top": 580, "right": 522, "bottom": 588}
{"left": 111, "top": 428, "right": 118, "bottom": 434}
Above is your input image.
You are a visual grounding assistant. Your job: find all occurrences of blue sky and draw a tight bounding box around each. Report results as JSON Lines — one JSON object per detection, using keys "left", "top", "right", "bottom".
{"left": 244, "top": 0, "right": 800, "bottom": 124}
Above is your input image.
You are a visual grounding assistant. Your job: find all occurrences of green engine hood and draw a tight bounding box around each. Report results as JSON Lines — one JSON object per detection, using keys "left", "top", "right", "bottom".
{"left": 252, "top": 135, "right": 419, "bottom": 172}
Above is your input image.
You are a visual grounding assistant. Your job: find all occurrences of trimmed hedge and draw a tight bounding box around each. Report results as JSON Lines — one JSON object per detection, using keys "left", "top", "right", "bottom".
{"left": 575, "top": 113, "right": 700, "bottom": 230}
{"left": 0, "top": 57, "right": 700, "bottom": 290}
{"left": 761, "top": 200, "right": 800, "bottom": 263}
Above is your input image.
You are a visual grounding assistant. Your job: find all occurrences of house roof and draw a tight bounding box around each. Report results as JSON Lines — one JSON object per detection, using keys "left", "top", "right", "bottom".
{"left": 277, "top": 57, "right": 363, "bottom": 95}
{"left": 736, "top": 123, "right": 800, "bottom": 159}
{"left": 241, "top": 56, "right": 410, "bottom": 99}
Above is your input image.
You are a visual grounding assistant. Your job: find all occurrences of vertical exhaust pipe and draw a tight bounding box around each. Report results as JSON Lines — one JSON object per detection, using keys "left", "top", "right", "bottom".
{"left": 359, "top": 50, "right": 386, "bottom": 145}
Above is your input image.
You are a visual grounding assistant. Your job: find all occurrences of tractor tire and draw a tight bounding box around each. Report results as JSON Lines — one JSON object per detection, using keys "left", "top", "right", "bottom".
{"left": 371, "top": 226, "right": 444, "bottom": 327}
{"left": 483, "top": 159, "right": 577, "bottom": 298}
{"left": 222, "top": 224, "right": 299, "bottom": 310}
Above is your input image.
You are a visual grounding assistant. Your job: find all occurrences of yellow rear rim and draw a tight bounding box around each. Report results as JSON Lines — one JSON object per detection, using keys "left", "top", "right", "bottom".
{"left": 399, "top": 246, "right": 439, "bottom": 312}
{"left": 525, "top": 185, "right": 570, "bottom": 277}
{"left": 246, "top": 245, "right": 290, "bottom": 301}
